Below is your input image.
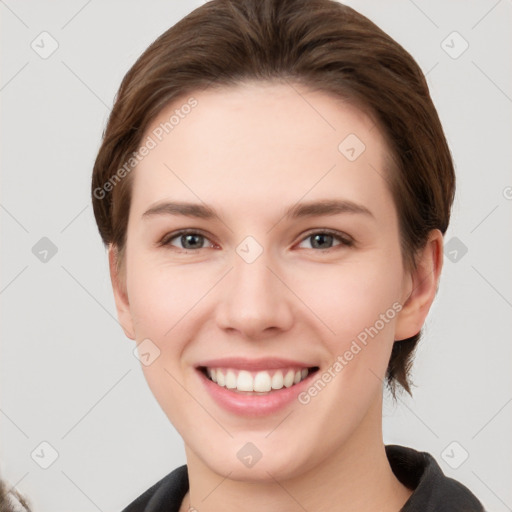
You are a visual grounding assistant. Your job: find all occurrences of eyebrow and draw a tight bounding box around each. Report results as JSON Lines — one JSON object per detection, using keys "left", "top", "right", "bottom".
{"left": 142, "top": 199, "right": 374, "bottom": 221}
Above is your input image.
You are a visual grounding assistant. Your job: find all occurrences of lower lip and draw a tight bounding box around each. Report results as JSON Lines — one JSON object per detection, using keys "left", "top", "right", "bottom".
{"left": 197, "top": 368, "right": 316, "bottom": 417}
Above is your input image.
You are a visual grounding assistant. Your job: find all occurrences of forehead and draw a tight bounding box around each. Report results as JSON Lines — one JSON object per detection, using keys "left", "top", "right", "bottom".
{"left": 130, "top": 81, "right": 393, "bottom": 221}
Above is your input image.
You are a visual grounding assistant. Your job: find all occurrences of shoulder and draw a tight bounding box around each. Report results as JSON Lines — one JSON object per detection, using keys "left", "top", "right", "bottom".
{"left": 386, "top": 445, "right": 485, "bottom": 512}
{"left": 120, "top": 465, "right": 189, "bottom": 512}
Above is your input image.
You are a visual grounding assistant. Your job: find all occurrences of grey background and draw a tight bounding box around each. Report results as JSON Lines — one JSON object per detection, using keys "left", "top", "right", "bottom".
{"left": 1, "top": 1, "right": 511, "bottom": 511}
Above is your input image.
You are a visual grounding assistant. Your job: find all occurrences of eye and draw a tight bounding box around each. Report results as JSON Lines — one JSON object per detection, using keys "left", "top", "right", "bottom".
{"left": 297, "top": 230, "right": 354, "bottom": 251}
{"left": 158, "top": 229, "right": 353, "bottom": 252}
{"left": 159, "top": 230, "right": 216, "bottom": 251}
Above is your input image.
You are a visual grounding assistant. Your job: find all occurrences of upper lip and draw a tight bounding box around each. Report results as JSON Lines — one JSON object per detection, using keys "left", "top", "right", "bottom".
{"left": 196, "top": 357, "right": 317, "bottom": 371}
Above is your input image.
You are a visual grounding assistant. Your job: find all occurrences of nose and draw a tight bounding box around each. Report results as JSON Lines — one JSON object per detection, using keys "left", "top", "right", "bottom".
{"left": 215, "top": 246, "right": 294, "bottom": 340}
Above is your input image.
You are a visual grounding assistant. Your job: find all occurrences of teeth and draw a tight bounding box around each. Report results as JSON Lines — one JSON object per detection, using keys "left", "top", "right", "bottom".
{"left": 283, "top": 370, "right": 295, "bottom": 388}
{"left": 225, "top": 370, "right": 237, "bottom": 389}
{"left": 254, "top": 371, "right": 272, "bottom": 392}
{"left": 205, "top": 367, "right": 310, "bottom": 393}
{"left": 237, "top": 370, "right": 254, "bottom": 391}
{"left": 271, "top": 371, "right": 284, "bottom": 390}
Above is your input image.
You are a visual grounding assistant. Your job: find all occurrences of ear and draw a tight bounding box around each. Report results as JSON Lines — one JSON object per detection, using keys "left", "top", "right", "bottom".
{"left": 108, "top": 244, "right": 136, "bottom": 340}
{"left": 394, "top": 229, "right": 444, "bottom": 341}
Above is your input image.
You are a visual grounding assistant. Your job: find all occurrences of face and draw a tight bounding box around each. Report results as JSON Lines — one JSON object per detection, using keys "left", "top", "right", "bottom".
{"left": 112, "top": 81, "right": 427, "bottom": 481}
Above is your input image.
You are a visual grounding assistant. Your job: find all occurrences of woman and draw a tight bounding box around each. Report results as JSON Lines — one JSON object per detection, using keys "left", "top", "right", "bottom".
{"left": 91, "top": 0, "right": 485, "bottom": 510}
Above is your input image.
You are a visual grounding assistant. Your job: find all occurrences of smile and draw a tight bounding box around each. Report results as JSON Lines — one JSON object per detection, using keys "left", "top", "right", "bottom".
{"left": 195, "top": 357, "right": 320, "bottom": 415}
{"left": 200, "top": 366, "right": 317, "bottom": 393}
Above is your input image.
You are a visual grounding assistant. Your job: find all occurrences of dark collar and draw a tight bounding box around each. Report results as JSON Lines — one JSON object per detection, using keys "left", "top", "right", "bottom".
{"left": 386, "top": 445, "right": 484, "bottom": 511}
{"left": 122, "top": 445, "right": 484, "bottom": 511}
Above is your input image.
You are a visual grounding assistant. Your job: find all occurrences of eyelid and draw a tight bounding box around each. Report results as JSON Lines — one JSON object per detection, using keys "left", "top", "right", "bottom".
{"left": 295, "top": 228, "right": 354, "bottom": 249}
{"left": 158, "top": 228, "right": 354, "bottom": 251}
{"left": 300, "top": 228, "right": 353, "bottom": 242}
{"left": 158, "top": 229, "right": 217, "bottom": 249}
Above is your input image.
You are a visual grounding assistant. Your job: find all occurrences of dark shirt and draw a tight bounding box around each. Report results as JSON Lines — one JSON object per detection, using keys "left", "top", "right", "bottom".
{"left": 121, "top": 444, "right": 485, "bottom": 511}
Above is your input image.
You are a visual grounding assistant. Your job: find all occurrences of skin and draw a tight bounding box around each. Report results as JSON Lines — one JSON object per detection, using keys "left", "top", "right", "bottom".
{"left": 109, "top": 81, "right": 443, "bottom": 512}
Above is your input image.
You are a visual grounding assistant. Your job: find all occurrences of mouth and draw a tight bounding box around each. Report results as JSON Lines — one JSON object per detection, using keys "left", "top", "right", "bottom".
{"left": 197, "top": 365, "right": 320, "bottom": 395}
{"left": 194, "top": 357, "right": 321, "bottom": 416}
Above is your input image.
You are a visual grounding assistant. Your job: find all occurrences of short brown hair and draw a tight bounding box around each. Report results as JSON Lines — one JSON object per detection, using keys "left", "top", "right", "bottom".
{"left": 91, "top": 0, "right": 455, "bottom": 395}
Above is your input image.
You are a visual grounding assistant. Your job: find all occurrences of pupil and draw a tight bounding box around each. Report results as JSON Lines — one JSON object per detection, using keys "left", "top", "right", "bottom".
{"left": 183, "top": 234, "right": 202, "bottom": 249}
{"left": 312, "top": 234, "right": 332, "bottom": 249}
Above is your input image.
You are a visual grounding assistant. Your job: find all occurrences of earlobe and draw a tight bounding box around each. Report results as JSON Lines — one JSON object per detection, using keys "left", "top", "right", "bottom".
{"left": 108, "top": 244, "right": 136, "bottom": 340}
{"left": 394, "top": 229, "right": 444, "bottom": 342}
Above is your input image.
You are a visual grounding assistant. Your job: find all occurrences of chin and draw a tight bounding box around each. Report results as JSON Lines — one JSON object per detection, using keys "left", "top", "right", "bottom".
{"left": 189, "top": 434, "right": 318, "bottom": 483}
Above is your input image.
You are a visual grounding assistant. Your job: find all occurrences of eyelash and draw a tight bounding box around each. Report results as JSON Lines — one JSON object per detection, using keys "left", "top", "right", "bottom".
{"left": 158, "top": 229, "right": 354, "bottom": 252}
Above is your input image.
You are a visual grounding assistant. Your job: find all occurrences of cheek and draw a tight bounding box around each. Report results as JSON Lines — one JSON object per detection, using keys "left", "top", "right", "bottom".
{"left": 125, "top": 258, "right": 206, "bottom": 426}
{"left": 126, "top": 255, "right": 213, "bottom": 340}
{"left": 287, "top": 256, "right": 403, "bottom": 346}
{"left": 292, "top": 261, "right": 403, "bottom": 437}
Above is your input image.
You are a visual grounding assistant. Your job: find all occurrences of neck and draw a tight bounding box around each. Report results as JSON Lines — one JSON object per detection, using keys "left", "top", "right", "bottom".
{"left": 180, "top": 396, "right": 412, "bottom": 512}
